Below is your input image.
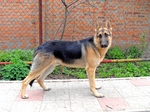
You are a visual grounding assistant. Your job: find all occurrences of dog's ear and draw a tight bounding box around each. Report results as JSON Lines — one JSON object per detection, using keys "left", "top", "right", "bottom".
{"left": 105, "top": 20, "right": 112, "bottom": 30}
{"left": 95, "top": 21, "right": 100, "bottom": 31}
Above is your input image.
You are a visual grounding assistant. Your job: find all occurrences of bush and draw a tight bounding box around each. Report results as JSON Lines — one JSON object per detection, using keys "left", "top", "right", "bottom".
{"left": 1, "top": 58, "right": 29, "bottom": 80}
{"left": 106, "top": 45, "right": 142, "bottom": 59}
{"left": 51, "top": 66, "right": 87, "bottom": 79}
{"left": 0, "top": 50, "right": 10, "bottom": 62}
{"left": 62, "top": 67, "right": 86, "bottom": 79}
{"left": 0, "top": 49, "right": 33, "bottom": 62}
{"left": 0, "top": 49, "right": 32, "bottom": 80}
{"left": 125, "top": 45, "right": 142, "bottom": 59}
{"left": 106, "top": 46, "right": 125, "bottom": 59}
{"left": 98, "top": 62, "right": 150, "bottom": 78}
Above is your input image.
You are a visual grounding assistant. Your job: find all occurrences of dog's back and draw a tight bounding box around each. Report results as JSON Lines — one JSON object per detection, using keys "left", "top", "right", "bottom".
{"left": 34, "top": 37, "right": 94, "bottom": 64}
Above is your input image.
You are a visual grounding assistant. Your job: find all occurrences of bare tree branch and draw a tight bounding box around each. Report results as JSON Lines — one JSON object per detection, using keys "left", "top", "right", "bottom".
{"left": 69, "top": 0, "right": 87, "bottom": 12}
{"left": 59, "top": 0, "right": 79, "bottom": 40}
{"left": 54, "top": 0, "right": 89, "bottom": 40}
{"left": 60, "top": 5, "right": 68, "bottom": 40}
{"left": 68, "top": 0, "right": 78, "bottom": 8}
{"left": 61, "top": 0, "right": 67, "bottom": 7}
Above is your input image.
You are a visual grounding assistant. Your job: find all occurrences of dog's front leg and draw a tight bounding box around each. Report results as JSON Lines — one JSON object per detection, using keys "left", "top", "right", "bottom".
{"left": 86, "top": 67, "right": 104, "bottom": 98}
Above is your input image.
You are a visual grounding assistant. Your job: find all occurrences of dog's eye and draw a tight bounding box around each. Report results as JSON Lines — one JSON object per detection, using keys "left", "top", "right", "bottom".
{"left": 104, "top": 33, "right": 108, "bottom": 37}
{"left": 98, "top": 34, "right": 102, "bottom": 38}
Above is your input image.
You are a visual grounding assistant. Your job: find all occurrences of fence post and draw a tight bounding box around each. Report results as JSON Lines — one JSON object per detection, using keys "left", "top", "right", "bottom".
{"left": 39, "top": 0, "right": 43, "bottom": 45}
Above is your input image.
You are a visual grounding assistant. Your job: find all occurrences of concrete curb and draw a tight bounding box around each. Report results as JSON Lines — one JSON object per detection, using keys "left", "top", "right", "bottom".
{"left": 0, "top": 76, "right": 150, "bottom": 83}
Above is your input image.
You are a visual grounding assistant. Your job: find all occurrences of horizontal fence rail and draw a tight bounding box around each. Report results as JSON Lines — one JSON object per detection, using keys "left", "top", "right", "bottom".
{"left": 1, "top": 58, "right": 150, "bottom": 65}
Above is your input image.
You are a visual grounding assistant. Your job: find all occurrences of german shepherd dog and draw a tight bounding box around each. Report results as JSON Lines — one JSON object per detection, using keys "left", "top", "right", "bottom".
{"left": 21, "top": 21, "right": 112, "bottom": 99}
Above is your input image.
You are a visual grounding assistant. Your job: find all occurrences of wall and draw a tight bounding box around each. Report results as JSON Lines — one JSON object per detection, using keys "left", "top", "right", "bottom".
{"left": 0, "top": 0, "right": 150, "bottom": 50}
{"left": 0, "top": 0, "right": 39, "bottom": 49}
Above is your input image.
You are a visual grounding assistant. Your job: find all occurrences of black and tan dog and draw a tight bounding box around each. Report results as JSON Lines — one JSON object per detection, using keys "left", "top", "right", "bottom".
{"left": 21, "top": 21, "right": 112, "bottom": 99}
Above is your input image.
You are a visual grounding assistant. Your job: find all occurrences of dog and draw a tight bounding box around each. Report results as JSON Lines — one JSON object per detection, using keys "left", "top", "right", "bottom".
{"left": 21, "top": 21, "right": 112, "bottom": 99}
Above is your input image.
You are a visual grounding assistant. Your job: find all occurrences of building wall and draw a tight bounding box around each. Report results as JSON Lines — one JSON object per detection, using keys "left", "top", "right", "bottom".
{"left": 0, "top": 0, "right": 150, "bottom": 49}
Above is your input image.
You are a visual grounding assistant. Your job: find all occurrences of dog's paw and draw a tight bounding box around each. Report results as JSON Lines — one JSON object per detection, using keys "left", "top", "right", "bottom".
{"left": 44, "top": 88, "right": 51, "bottom": 91}
{"left": 95, "top": 94, "right": 104, "bottom": 98}
{"left": 91, "top": 89, "right": 104, "bottom": 98}
{"left": 22, "top": 94, "right": 29, "bottom": 99}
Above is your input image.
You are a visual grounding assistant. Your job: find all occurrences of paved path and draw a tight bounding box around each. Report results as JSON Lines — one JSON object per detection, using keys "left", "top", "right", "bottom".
{"left": 0, "top": 77, "right": 150, "bottom": 112}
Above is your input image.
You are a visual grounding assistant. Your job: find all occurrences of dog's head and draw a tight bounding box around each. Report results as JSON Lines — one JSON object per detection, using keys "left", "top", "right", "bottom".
{"left": 94, "top": 21, "right": 112, "bottom": 49}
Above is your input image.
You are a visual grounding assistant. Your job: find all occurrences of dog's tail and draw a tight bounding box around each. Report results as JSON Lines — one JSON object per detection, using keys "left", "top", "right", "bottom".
{"left": 29, "top": 79, "right": 35, "bottom": 87}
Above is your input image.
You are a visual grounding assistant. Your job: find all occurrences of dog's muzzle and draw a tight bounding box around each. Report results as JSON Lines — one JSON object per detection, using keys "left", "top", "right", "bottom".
{"left": 100, "top": 41, "right": 108, "bottom": 48}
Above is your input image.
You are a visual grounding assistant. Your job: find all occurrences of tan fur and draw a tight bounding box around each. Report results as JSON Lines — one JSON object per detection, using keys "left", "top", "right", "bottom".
{"left": 21, "top": 21, "right": 112, "bottom": 99}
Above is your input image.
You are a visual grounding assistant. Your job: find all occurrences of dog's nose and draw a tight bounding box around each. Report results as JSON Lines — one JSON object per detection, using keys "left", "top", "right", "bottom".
{"left": 100, "top": 40, "right": 108, "bottom": 48}
{"left": 101, "top": 44, "right": 108, "bottom": 48}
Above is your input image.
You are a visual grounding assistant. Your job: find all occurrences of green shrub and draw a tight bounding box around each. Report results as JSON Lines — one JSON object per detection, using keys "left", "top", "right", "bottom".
{"left": 106, "top": 45, "right": 142, "bottom": 59}
{"left": 106, "top": 46, "right": 125, "bottom": 59}
{"left": 0, "top": 49, "right": 33, "bottom": 62}
{"left": 51, "top": 66, "right": 87, "bottom": 79}
{"left": 1, "top": 58, "right": 29, "bottom": 80}
{"left": 140, "top": 32, "right": 147, "bottom": 51}
{"left": 125, "top": 45, "right": 142, "bottom": 59}
{"left": 75, "top": 68, "right": 86, "bottom": 79}
{"left": 51, "top": 66, "right": 61, "bottom": 75}
{"left": 98, "top": 62, "right": 150, "bottom": 78}
{"left": 136, "top": 62, "right": 150, "bottom": 76}
{"left": 11, "top": 49, "right": 33, "bottom": 61}
{"left": 62, "top": 67, "right": 86, "bottom": 79}
{"left": 0, "top": 50, "right": 10, "bottom": 62}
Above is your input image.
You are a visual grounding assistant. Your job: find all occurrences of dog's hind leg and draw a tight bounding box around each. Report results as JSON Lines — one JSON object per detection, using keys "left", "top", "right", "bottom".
{"left": 37, "top": 64, "right": 56, "bottom": 91}
{"left": 21, "top": 71, "right": 42, "bottom": 99}
{"left": 21, "top": 53, "right": 54, "bottom": 99}
{"left": 86, "top": 67, "right": 104, "bottom": 98}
